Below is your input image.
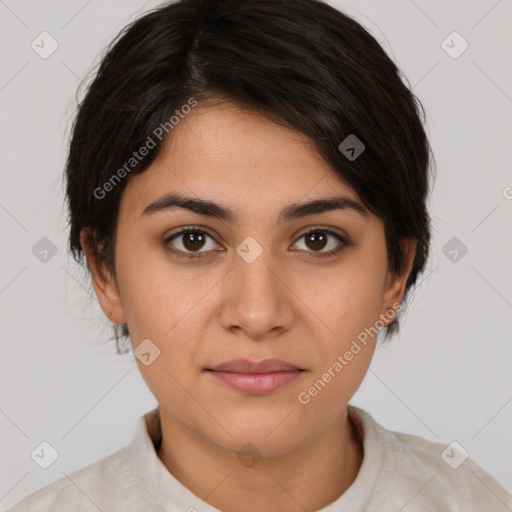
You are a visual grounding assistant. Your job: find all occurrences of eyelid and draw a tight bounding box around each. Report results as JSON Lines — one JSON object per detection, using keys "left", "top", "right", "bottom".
{"left": 164, "top": 224, "right": 219, "bottom": 242}
{"left": 165, "top": 224, "right": 348, "bottom": 242}
{"left": 294, "top": 225, "right": 349, "bottom": 242}
{"left": 163, "top": 224, "right": 350, "bottom": 258}
{"left": 290, "top": 227, "right": 349, "bottom": 257}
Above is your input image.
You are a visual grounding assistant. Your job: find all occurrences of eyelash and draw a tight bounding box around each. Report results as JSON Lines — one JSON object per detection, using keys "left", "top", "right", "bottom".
{"left": 163, "top": 225, "right": 349, "bottom": 261}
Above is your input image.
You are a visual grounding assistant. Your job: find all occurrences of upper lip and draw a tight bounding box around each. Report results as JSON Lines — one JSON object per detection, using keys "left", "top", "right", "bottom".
{"left": 207, "top": 358, "right": 303, "bottom": 373}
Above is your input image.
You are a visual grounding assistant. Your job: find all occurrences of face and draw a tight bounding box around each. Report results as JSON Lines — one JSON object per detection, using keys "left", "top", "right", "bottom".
{"left": 84, "top": 100, "right": 415, "bottom": 457}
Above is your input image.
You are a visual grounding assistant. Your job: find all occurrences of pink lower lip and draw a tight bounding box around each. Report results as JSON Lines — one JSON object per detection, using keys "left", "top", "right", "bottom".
{"left": 207, "top": 370, "right": 304, "bottom": 394}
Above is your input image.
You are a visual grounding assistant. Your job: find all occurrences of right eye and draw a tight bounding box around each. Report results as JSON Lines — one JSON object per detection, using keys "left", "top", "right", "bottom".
{"left": 163, "top": 227, "right": 220, "bottom": 260}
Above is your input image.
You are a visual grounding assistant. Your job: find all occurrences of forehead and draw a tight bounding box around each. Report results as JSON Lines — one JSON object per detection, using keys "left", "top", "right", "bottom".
{"left": 121, "top": 100, "right": 363, "bottom": 217}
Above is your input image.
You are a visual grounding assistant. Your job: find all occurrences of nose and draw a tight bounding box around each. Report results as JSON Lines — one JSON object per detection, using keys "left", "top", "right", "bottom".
{"left": 218, "top": 242, "right": 295, "bottom": 341}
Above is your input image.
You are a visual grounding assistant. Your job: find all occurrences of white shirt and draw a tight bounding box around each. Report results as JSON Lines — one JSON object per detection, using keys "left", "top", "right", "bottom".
{"left": 8, "top": 405, "right": 512, "bottom": 511}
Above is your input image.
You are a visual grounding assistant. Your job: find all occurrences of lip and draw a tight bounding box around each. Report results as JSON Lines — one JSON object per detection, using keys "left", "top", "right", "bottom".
{"left": 208, "top": 370, "right": 304, "bottom": 394}
{"left": 208, "top": 358, "right": 302, "bottom": 373}
{"left": 205, "top": 358, "right": 305, "bottom": 394}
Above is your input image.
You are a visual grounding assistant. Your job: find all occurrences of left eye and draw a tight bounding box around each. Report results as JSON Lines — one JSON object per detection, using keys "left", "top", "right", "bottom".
{"left": 292, "top": 229, "right": 346, "bottom": 256}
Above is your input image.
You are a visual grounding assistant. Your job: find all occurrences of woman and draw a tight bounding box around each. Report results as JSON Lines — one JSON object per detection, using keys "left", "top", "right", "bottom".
{"left": 9, "top": 0, "right": 511, "bottom": 510}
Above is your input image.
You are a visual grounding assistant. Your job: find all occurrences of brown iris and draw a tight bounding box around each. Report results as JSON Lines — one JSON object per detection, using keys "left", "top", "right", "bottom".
{"left": 182, "top": 231, "right": 207, "bottom": 251}
{"left": 304, "top": 232, "right": 328, "bottom": 252}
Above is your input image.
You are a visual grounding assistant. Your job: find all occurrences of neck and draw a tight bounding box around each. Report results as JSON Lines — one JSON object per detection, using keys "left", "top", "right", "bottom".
{"left": 156, "top": 408, "right": 363, "bottom": 512}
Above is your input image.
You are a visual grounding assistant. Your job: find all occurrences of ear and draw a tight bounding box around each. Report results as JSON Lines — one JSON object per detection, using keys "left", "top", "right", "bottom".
{"left": 80, "top": 229, "right": 126, "bottom": 325}
{"left": 380, "top": 238, "right": 417, "bottom": 321}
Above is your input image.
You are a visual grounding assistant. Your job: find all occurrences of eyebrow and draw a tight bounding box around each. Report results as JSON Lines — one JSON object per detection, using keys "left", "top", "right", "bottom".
{"left": 141, "top": 192, "right": 367, "bottom": 223}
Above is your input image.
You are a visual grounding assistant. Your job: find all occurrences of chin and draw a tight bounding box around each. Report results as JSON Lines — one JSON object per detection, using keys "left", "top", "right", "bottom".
{"left": 204, "top": 414, "right": 307, "bottom": 459}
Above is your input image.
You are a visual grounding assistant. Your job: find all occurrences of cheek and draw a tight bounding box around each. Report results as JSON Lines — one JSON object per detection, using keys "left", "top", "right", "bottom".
{"left": 113, "top": 236, "right": 184, "bottom": 338}
{"left": 305, "top": 267, "right": 384, "bottom": 342}
{"left": 295, "top": 338, "right": 375, "bottom": 438}
{"left": 294, "top": 276, "right": 382, "bottom": 423}
{"left": 296, "top": 266, "right": 383, "bottom": 404}
{"left": 114, "top": 243, "right": 220, "bottom": 372}
{"left": 122, "top": 275, "right": 224, "bottom": 341}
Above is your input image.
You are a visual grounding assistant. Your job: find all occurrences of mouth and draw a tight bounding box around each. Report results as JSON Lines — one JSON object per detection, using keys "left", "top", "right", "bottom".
{"left": 204, "top": 358, "right": 306, "bottom": 394}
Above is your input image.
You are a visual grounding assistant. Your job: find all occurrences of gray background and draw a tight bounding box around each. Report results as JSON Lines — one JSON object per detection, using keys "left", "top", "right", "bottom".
{"left": 1, "top": 0, "right": 511, "bottom": 509}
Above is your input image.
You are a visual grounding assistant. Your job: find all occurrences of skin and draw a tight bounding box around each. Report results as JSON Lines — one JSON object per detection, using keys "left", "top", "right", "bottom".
{"left": 82, "top": 100, "right": 416, "bottom": 512}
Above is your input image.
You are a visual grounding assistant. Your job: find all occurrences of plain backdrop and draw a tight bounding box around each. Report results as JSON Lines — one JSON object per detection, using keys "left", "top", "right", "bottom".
{"left": 0, "top": 0, "right": 511, "bottom": 509}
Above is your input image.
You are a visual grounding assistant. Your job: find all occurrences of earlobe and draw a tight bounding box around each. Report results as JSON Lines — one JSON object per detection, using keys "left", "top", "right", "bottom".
{"left": 381, "top": 238, "right": 417, "bottom": 322}
{"left": 80, "top": 229, "right": 126, "bottom": 325}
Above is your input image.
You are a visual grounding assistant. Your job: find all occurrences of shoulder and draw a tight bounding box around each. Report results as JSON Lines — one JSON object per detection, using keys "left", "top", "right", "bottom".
{"left": 391, "top": 429, "right": 510, "bottom": 507}
{"left": 8, "top": 447, "right": 140, "bottom": 512}
{"left": 350, "top": 406, "right": 512, "bottom": 510}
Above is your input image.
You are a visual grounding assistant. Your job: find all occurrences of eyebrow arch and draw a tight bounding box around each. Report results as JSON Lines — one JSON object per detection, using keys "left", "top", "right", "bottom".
{"left": 141, "top": 192, "right": 367, "bottom": 223}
